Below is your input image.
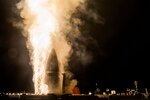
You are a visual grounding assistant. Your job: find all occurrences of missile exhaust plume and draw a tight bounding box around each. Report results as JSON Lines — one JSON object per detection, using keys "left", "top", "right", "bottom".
{"left": 16, "top": 0, "right": 86, "bottom": 95}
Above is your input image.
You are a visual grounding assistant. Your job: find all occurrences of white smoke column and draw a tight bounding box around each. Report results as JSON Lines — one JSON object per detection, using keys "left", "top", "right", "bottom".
{"left": 16, "top": 0, "right": 86, "bottom": 94}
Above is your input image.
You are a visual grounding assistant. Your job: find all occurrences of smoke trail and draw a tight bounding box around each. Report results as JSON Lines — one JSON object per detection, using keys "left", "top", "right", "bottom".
{"left": 14, "top": 0, "right": 103, "bottom": 94}
{"left": 15, "top": 0, "right": 88, "bottom": 94}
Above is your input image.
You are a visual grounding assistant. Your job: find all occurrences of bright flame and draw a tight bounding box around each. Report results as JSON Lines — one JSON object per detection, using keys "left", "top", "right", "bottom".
{"left": 20, "top": 0, "right": 58, "bottom": 95}
{"left": 17, "top": 0, "right": 85, "bottom": 95}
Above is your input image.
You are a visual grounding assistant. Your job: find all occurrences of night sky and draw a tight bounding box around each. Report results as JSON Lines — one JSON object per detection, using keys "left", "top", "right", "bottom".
{"left": 0, "top": 0, "right": 149, "bottom": 93}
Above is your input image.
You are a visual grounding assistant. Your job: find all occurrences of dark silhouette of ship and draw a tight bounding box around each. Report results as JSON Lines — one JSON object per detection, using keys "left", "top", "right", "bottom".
{"left": 1, "top": 52, "right": 149, "bottom": 100}
{"left": 0, "top": 93, "right": 149, "bottom": 100}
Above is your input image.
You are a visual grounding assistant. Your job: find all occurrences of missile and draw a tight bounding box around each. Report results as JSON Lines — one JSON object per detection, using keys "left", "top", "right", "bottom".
{"left": 45, "top": 49, "right": 62, "bottom": 94}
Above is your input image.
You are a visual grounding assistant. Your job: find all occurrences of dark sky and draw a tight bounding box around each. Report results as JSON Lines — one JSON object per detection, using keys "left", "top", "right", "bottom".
{"left": 0, "top": 0, "right": 149, "bottom": 93}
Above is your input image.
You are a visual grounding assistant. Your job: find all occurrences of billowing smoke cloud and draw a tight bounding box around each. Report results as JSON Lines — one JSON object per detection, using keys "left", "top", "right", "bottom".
{"left": 13, "top": 0, "right": 102, "bottom": 94}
